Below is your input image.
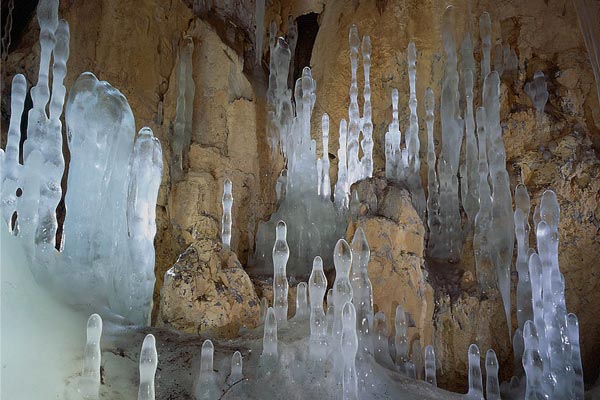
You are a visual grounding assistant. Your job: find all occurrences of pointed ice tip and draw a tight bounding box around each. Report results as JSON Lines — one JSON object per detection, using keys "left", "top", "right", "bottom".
{"left": 313, "top": 256, "right": 323, "bottom": 270}
{"left": 351, "top": 227, "right": 369, "bottom": 253}
{"left": 408, "top": 41, "right": 417, "bottom": 59}
{"left": 224, "top": 178, "right": 233, "bottom": 190}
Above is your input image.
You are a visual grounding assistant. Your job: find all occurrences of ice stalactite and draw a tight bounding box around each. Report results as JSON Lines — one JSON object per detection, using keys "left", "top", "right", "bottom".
{"left": 222, "top": 179, "right": 233, "bottom": 249}
{"left": 332, "top": 239, "right": 353, "bottom": 359}
{"left": 424, "top": 88, "right": 442, "bottom": 256}
{"left": 79, "top": 314, "right": 102, "bottom": 399}
{"left": 138, "top": 334, "right": 158, "bottom": 400}
{"left": 383, "top": 42, "right": 425, "bottom": 220}
{"left": 347, "top": 25, "right": 361, "bottom": 187}
{"left": 574, "top": 0, "right": 600, "bottom": 104}
{"left": 525, "top": 71, "right": 549, "bottom": 115}
{"left": 361, "top": 35, "right": 374, "bottom": 180}
{"left": 350, "top": 227, "right": 373, "bottom": 356}
{"left": 484, "top": 71, "right": 515, "bottom": 338}
{"left": 172, "top": 35, "right": 195, "bottom": 182}
{"left": 479, "top": 12, "right": 492, "bottom": 94}
{"left": 254, "top": 0, "right": 265, "bottom": 65}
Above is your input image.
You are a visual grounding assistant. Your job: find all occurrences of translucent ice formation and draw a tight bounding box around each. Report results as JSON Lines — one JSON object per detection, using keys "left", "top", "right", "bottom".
{"left": 138, "top": 334, "right": 158, "bottom": 400}
{"left": 273, "top": 221, "right": 290, "bottom": 322}
{"left": 221, "top": 179, "right": 233, "bottom": 249}
{"left": 525, "top": 71, "right": 549, "bottom": 114}
{"left": 79, "top": 314, "right": 103, "bottom": 399}
{"left": 384, "top": 41, "right": 425, "bottom": 219}
{"left": 1, "top": 0, "right": 163, "bottom": 327}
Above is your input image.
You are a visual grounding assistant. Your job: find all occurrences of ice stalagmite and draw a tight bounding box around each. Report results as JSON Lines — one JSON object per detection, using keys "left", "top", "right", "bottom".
{"left": 222, "top": 179, "right": 233, "bottom": 249}
{"left": 172, "top": 36, "right": 194, "bottom": 182}
{"left": 273, "top": 221, "right": 289, "bottom": 322}
{"left": 196, "top": 340, "right": 220, "bottom": 400}
{"left": 522, "top": 321, "right": 546, "bottom": 400}
{"left": 63, "top": 72, "right": 135, "bottom": 299}
{"left": 373, "top": 312, "right": 394, "bottom": 369}
{"left": 360, "top": 35, "right": 374, "bottom": 179}
{"left": 254, "top": 0, "right": 265, "bottom": 65}
{"left": 79, "top": 314, "right": 102, "bottom": 399}
{"left": 295, "top": 282, "right": 309, "bottom": 318}
{"left": 1, "top": 74, "right": 27, "bottom": 229}
{"left": 515, "top": 184, "right": 533, "bottom": 331}
{"left": 350, "top": 227, "right": 373, "bottom": 354}
{"left": 485, "top": 349, "right": 500, "bottom": 400}
{"left": 424, "top": 345, "right": 437, "bottom": 386}
{"left": 567, "top": 313, "right": 584, "bottom": 399}
{"left": 320, "top": 114, "right": 331, "bottom": 200}
{"left": 335, "top": 119, "right": 349, "bottom": 209}
{"left": 394, "top": 305, "right": 409, "bottom": 374}
{"left": 385, "top": 88, "right": 401, "bottom": 181}
{"left": 261, "top": 307, "right": 278, "bottom": 362}
{"left": 138, "top": 334, "right": 158, "bottom": 400}
{"left": 309, "top": 256, "right": 328, "bottom": 360}
{"left": 333, "top": 239, "right": 353, "bottom": 342}
{"left": 227, "top": 351, "right": 243, "bottom": 385}
{"left": 341, "top": 302, "right": 359, "bottom": 400}
{"left": 466, "top": 344, "right": 484, "bottom": 400}
{"left": 111, "top": 127, "right": 162, "bottom": 325}
{"left": 411, "top": 339, "right": 424, "bottom": 380}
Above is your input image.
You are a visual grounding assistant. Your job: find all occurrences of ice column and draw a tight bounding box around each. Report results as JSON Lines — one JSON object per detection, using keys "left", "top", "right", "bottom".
{"left": 485, "top": 349, "right": 500, "bottom": 400}
{"left": 525, "top": 71, "right": 549, "bottom": 115}
{"left": 172, "top": 36, "right": 194, "bottom": 182}
{"left": 138, "top": 334, "right": 158, "bottom": 400}
{"left": 79, "top": 314, "right": 102, "bottom": 399}
{"left": 222, "top": 179, "right": 233, "bottom": 249}
{"left": 341, "top": 302, "right": 359, "bottom": 400}
{"left": 309, "top": 256, "right": 328, "bottom": 360}
{"left": 466, "top": 344, "right": 484, "bottom": 400}
{"left": 273, "top": 221, "right": 289, "bottom": 322}
{"left": 350, "top": 227, "right": 373, "bottom": 354}
{"left": 424, "top": 345, "right": 437, "bottom": 386}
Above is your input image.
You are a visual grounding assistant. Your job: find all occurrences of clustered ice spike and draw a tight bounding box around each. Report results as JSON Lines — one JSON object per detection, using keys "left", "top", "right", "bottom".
{"left": 384, "top": 42, "right": 425, "bottom": 219}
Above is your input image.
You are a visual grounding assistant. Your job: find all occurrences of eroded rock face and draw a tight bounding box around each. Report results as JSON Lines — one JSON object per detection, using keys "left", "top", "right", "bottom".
{"left": 157, "top": 239, "right": 260, "bottom": 338}
{"left": 347, "top": 176, "right": 434, "bottom": 350}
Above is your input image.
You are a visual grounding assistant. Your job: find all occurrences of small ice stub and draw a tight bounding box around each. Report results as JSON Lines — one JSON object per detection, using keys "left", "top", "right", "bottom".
{"left": 485, "top": 349, "right": 500, "bottom": 400}
{"left": 424, "top": 345, "right": 437, "bottom": 386}
{"left": 195, "top": 339, "right": 220, "bottom": 400}
{"left": 295, "top": 282, "right": 309, "bottom": 319}
{"left": 227, "top": 351, "right": 243, "bottom": 385}
{"left": 525, "top": 71, "right": 549, "bottom": 114}
{"left": 466, "top": 344, "right": 484, "bottom": 400}
{"left": 138, "top": 334, "right": 158, "bottom": 400}
{"left": 79, "top": 314, "right": 102, "bottom": 399}
{"left": 309, "top": 256, "right": 328, "bottom": 360}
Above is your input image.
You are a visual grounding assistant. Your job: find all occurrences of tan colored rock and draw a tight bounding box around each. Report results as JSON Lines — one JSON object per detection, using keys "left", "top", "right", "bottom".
{"left": 157, "top": 239, "right": 260, "bottom": 338}
{"left": 347, "top": 178, "right": 433, "bottom": 349}
{"left": 252, "top": 277, "right": 299, "bottom": 319}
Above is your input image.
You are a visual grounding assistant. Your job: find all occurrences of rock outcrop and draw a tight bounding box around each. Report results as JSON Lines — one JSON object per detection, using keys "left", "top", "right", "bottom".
{"left": 157, "top": 239, "right": 260, "bottom": 338}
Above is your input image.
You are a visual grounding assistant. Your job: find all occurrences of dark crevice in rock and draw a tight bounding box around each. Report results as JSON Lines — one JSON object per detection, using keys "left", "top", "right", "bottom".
{"left": 292, "top": 13, "right": 319, "bottom": 85}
